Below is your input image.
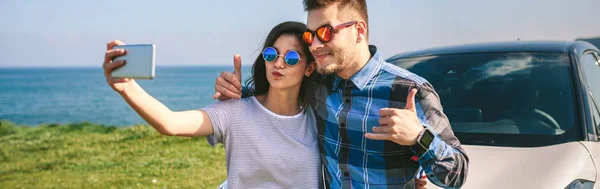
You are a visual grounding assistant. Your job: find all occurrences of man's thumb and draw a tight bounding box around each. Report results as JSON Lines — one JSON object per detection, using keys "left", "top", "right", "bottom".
{"left": 233, "top": 54, "right": 242, "bottom": 80}
{"left": 405, "top": 88, "right": 418, "bottom": 110}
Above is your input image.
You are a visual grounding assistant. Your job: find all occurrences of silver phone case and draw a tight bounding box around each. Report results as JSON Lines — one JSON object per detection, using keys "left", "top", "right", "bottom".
{"left": 111, "top": 44, "right": 155, "bottom": 79}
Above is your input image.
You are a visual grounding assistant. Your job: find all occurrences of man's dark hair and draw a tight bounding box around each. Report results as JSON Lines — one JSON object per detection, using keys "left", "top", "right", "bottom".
{"left": 245, "top": 21, "right": 315, "bottom": 104}
{"left": 303, "top": 0, "right": 369, "bottom": 27}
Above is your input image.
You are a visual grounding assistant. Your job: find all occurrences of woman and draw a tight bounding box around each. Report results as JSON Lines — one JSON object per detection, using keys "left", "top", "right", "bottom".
{"left": 102, "top": 21, "right": 320, "bottom": 188}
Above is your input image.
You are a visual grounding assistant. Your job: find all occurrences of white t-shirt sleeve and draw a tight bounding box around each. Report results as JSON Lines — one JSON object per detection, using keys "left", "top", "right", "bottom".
{"left": 201, "top": 99, "right": 239, "bottom": 146}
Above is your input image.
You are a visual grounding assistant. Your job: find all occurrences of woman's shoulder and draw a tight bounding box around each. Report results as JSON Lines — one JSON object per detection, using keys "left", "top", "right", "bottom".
{"left": 216, "top": 96, "right": 261, "bottom": 109}
{"left": 215, "top": 97, "right": 256, "bottom": 107}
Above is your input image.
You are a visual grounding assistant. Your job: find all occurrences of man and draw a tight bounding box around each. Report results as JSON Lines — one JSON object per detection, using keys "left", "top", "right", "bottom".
{"left": 214, "top": 0, "right": 468, "bottom": 188}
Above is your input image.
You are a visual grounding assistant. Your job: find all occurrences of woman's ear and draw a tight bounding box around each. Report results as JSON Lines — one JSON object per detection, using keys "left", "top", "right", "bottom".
{"left": 305, "top": 61, "right": 316, "bottom": 76}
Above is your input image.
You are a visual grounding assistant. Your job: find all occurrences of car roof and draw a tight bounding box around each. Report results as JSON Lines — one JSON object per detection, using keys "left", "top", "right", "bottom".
{"left": 387, "top": 40, "right": 597, "bottom": 60}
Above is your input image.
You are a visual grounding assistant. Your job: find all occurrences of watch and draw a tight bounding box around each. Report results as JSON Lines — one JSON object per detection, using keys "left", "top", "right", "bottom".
{"left": 411, "top": 127, "right": 435, "bottom": 157}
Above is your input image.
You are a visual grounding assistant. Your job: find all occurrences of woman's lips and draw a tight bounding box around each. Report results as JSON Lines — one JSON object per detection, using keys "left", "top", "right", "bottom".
{"left": 272, "top": 71, "right": 283, "bottom": 77}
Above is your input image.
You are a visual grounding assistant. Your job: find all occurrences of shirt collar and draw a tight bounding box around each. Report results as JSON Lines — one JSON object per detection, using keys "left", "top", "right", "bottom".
{"left": 330, "top": 45, "right": 384, "bottom": 91}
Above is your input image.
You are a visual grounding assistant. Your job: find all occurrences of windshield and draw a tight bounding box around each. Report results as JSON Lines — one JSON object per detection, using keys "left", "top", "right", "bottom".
{"left": 388, "top": 52, "right": 582, "bottom": 147}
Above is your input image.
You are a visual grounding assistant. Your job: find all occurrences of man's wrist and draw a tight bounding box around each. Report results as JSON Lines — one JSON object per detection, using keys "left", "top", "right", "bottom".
{"left": 411, "top": 127, "right": 434, "bottom": 157}
{"left": 410, "top": 127, "right": 425, "bottom": 145}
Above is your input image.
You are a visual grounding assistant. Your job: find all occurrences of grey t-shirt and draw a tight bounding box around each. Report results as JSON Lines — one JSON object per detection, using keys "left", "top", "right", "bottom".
{"left": 203, "top": 96, "right": 320, "bottom": 188}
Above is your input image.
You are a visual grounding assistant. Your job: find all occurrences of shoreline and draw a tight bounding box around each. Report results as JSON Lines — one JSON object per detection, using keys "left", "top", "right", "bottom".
{"left": 0, "top": 119, "right": 146, "bottom": 128}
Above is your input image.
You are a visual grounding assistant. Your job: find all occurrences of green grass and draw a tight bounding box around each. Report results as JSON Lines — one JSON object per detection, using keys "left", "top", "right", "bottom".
{"left": 0, "top": 120, "right": 226, "bottom": 189}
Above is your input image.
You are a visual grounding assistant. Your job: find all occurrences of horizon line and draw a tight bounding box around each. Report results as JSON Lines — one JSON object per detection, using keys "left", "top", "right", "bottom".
{"left": 0, "top": 64, "right": 254, "bottom": 69}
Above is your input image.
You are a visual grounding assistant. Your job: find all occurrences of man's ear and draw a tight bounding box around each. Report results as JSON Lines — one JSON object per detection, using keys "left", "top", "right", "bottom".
{"left": 356, "top": 20, "right": 368, "bottom": 43}
{"left": 305, "top": 61, "right": 317, "bottom": 76}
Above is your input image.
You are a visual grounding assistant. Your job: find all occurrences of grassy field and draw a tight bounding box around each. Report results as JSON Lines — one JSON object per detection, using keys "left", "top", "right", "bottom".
{"left": 0, "top": 120, "right": 227, "bottom": 189}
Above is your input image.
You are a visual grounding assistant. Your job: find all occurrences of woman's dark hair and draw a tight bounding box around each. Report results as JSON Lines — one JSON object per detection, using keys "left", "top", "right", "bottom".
{"left": 245, "top": 21, "right": 316, "bottom": 104}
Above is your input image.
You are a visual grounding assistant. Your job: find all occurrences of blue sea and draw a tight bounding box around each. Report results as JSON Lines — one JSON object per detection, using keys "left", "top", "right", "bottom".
{"left": 0, "top": 66, "right": 252, "bottom": 126}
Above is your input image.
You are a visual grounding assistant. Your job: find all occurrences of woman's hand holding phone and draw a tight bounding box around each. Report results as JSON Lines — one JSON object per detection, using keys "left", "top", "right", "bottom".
{"left": 103, "top": 40, "right": 135, "bottom": 94}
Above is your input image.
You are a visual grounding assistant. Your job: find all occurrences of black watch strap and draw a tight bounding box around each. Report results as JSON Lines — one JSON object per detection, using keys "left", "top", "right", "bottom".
{"left": 410, "top": 142, "right": 427, "bottom": 157}
{"left": 411, "top": 128, "right": 434, "bottom": 157}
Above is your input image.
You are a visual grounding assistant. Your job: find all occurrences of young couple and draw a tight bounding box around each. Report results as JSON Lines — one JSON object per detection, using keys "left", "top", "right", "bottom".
{"left": 103, "top": 0, "right": 468, "bottom": 188}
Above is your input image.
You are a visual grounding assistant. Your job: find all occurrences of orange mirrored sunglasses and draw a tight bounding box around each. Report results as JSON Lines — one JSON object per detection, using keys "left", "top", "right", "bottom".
{"left": 302, "top": 21, "right": 357, "bottom": 46}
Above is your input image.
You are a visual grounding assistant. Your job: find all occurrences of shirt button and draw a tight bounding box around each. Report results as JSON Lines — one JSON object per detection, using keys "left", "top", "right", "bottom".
{"left": 344, "top": 172, "right": 350, "bottom": 177}
{"left": 340, "top": 123, "right": 346, "bottom": 127}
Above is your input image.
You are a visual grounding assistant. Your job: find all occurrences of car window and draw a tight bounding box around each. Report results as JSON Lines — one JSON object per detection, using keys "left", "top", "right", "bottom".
{"left": 389, "top": 52, "right": 581, "bottom": 147}
{"left": 590, "top": 93, "right": 600, "bottom": 136}
{"left": 588, "top": 92, "right": 600, "bottom": 135}
{"left": 583, "top": 53, "right": 600, "bottom": 102}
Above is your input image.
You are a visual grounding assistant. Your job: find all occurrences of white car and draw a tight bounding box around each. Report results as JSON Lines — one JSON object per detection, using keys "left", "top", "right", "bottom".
{"left": 387, "top": 40, "right": 600, "bottom": 189}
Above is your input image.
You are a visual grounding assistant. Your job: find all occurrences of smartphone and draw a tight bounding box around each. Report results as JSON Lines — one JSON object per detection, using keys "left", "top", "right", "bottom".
{"left": 111, "top": 44, "right": 156, "bottom": 79}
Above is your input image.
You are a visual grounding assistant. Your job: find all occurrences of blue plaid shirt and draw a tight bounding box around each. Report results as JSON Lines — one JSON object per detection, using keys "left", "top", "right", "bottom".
{"left": 306, "top": 46, "right": 469, "bottom": 188}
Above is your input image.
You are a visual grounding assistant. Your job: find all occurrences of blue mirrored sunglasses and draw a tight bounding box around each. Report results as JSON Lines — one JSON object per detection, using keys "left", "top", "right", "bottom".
{"left": 262, "top": 47, "right": 301, "bottom": 66}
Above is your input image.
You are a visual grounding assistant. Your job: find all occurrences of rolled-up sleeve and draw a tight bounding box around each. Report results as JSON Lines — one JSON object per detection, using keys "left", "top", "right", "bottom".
{"left": 414, "top": 83, "right": 469, "bottom": 188}
{"left": 202, "top": 99, "right": 239, "bottom": 146}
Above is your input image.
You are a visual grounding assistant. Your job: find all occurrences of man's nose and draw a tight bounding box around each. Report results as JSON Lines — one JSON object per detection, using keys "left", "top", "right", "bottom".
{"left": 310, "top": 35, "right": 324, "bottom": 49}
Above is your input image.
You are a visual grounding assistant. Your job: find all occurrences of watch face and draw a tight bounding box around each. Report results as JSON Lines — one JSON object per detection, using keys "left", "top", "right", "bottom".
{"left": 420, "top": 129, "right": 435, "bottom": 148}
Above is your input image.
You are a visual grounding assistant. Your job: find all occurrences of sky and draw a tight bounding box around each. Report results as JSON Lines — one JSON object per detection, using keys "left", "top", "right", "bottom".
{"left": 1, "top": 0, "right": 599, "bottom": 67}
